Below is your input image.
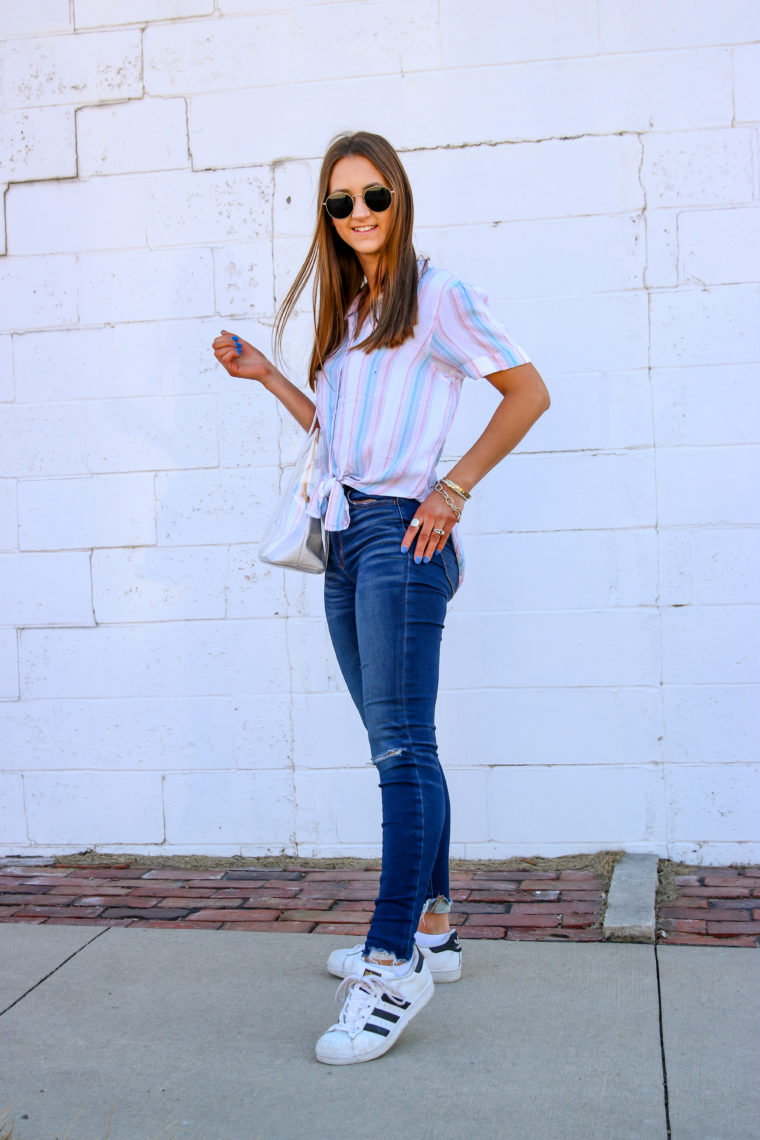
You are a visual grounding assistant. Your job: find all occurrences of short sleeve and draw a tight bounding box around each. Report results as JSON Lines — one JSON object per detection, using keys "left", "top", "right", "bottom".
{"left": 430, "top": 277, "right": 530, "bottom": 380}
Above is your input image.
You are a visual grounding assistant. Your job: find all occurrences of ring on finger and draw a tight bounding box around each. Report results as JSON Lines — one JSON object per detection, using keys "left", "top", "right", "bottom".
{"left": 432, "top": 527, "right": 446, "bottom": 536}
{"left": 410, "top": 518, "right": 422, "bottom": 528}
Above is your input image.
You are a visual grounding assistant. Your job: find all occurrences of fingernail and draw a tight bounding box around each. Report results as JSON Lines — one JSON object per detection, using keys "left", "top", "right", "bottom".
{"left": 401, "top": 545, "right": 408, "bottom": 553}
{"left": 423, "top": 555, "right": 430, "bottom": 563}
{"left": 434, "top": 550, "right": 441, "bottom": 557}
{"left": 414, "top": 555, "right": 421, "bottom": 564}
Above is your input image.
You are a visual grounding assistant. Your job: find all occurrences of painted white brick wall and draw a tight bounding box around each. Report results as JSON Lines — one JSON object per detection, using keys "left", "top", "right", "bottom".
{"left": 0, "top": 29, "right": 142, "bottom": 108}
{"left": 1, "top": 107, "right": 77, "bottom": 182}
{"left": 0, "top": 2, "right": 73, "bottom": 40}
{"left": 1, "top": 0, "right": 758, "bottom": 864}
{"left": 76, "top": 97, "right": 190, "bottom": 177}
{"left": 0, "top": 336, "right": 11, "bottom": 402}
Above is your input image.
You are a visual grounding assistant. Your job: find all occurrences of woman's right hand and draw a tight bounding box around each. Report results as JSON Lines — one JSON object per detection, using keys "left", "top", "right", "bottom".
{"left": 212, "top": 330, "right": 276, "bottom": 385}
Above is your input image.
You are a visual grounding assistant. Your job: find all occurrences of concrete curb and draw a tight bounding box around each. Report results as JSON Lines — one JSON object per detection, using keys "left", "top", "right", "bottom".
{"left": 602, "top": 852, "right": 659, "bottom": 943}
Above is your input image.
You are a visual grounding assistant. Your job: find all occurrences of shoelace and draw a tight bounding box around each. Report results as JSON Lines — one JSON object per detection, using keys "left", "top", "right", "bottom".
{"left": 328, "top": 972, "right": 406, "bottom": 1037}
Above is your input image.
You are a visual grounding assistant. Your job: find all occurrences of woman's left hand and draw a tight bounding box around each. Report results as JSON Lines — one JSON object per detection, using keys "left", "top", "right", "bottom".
{"left": 400, "top": 490, "right": 459, "bottom": 563}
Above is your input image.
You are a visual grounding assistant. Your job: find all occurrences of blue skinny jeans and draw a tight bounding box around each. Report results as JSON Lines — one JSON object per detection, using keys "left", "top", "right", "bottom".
{"left": 323, "top": 485, "right": 460, "bottom": 961}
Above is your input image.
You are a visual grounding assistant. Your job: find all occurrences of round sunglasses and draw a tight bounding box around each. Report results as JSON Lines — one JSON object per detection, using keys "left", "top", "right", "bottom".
{"left": 323, "top": 183, "right": 395, "bottom": 220}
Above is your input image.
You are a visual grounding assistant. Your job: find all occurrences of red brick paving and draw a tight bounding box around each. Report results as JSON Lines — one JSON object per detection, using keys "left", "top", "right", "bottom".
{"left": 657, "top": 867, "right": 760, "bottom": 947}
{"left": 1, "top": 863, "right": 757, "bottom": 945}
{"left": 0, "top": 864, "right": 604, "bottom": 940}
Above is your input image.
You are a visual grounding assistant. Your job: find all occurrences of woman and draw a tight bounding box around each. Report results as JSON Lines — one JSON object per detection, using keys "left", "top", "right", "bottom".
{"left": 212, "top": 130, "right": 550, "bottom": 1065}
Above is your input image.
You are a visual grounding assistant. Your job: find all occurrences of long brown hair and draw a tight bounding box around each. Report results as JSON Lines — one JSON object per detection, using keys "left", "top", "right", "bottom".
{"left": 273, "top": 131, "right": 420, "bottom": 391}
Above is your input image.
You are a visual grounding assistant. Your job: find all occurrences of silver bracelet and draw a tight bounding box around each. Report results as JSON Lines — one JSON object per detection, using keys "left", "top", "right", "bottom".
{"left": 441, "top": 476, "right": 471, "bottom": 501}
{"left": 433, "top": 481, "right": 463, "bottom": 522}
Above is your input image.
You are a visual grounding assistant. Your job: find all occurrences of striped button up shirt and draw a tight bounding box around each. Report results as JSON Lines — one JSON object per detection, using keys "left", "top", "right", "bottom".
{"left": 309, "top": 258, "right": 530, "bottom": 583}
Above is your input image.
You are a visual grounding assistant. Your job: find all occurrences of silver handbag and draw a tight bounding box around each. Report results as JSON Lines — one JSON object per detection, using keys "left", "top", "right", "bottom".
{"left": 258, "top": 415, "right": 328, "bottom": 574}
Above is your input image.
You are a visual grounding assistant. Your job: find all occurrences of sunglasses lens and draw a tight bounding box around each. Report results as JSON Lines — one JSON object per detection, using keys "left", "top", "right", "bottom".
{"left": 325, "top": 193, "right": 353, "bottom": 219}
{"left": 364, "top": 186, "right": 393, "bottom": 212}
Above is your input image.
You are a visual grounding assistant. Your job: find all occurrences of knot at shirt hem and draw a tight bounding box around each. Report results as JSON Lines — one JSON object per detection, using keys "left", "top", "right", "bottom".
{"left": 307, "top": 476, "right": 350, "bottom": 532}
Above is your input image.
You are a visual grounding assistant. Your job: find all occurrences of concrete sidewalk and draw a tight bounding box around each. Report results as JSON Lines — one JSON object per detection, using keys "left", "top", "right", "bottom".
{"left": 0, "top": 926, "right": 758, "bottom": 1140}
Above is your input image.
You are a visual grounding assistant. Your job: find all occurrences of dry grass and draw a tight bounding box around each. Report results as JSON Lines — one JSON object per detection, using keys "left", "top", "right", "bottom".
{"left": 656, "top": 857, "right": 715, "bottom": 909}
{"left": 16, "top": 849, "right": 760, "bottom": 922}
{"left": 44, "top": 849, "right": 760, "bottom": 905}
{"left": 45, "top": 847, "right": 625, "bottom": 890}
{"left": 656, "top": 856, "right": 760, "bottom": 911}
{"left": 656, "top": 859, "right": 694, "bottom": 910}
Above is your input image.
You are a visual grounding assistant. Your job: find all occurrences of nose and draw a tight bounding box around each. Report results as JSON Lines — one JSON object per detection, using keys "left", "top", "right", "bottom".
{"left": 352, "top": 193, "right": 372, "bottom": 220}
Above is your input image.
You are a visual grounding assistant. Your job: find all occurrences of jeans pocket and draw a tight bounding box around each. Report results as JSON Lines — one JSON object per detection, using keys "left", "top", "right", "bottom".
{"left": 346, "top": 487, "right": 384, "bottom": 506}
{"left": 439, "top": 542, "right": 459, "bottom": 600}
{"left": 395, "top": 499, "right": 421, "bottom": 529}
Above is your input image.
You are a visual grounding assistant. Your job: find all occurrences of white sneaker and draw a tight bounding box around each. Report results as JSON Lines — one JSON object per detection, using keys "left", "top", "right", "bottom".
{"left": 315, "top": 949, "right": 434, "bottom": 1065}
{"left": 326, "top": 930, "right": 462, "bottom": 983}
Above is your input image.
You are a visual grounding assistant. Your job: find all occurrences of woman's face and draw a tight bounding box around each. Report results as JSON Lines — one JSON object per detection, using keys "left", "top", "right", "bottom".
{"left": 327, "top": 154, "right": 394, "bottom": 261}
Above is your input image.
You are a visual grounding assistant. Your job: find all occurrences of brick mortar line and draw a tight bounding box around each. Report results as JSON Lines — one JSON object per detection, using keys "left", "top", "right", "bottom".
{"left": 0, "top": 901, "right": 605, "bottom": 937}
{"left": 656, "top": 868, "right": 760, "bottom": 945}
{"left": 2, "top": 866, "right": 758, "bottom": 945}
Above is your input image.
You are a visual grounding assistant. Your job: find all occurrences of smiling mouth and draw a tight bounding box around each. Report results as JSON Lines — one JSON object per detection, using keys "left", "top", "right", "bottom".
{"left": 352, "top": 225, "right": 378, "bottom": 233}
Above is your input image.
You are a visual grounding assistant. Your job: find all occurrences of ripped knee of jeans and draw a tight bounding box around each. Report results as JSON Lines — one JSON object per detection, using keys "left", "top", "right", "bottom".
{"left": 371, "top": 746, "right": 404, "bottom": 767}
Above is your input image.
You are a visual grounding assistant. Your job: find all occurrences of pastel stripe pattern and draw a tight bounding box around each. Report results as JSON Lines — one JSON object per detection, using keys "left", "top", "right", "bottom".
{"left": 308, "top": 259, "right": 530, "bottom": 585}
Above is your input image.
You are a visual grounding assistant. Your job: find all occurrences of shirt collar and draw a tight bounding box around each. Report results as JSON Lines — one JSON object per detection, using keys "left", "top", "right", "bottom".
{"left": 345, "top": 256, "right": 427, "bottom": 319}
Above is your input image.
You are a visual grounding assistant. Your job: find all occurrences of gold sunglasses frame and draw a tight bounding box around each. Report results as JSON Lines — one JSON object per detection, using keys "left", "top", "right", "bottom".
{"left": 322, "top": 184, "right": 396, "bottom": 218}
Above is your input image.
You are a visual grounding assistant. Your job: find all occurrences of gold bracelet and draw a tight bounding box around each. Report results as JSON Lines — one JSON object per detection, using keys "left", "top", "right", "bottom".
{"left": 441, "top": 476, "right": 471, "bottom": 501}
{"left": 433, "top": 481, "right": 463, "bottom": 522}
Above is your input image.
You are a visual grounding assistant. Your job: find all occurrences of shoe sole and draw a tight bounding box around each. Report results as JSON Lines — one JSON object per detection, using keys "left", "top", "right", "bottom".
{"left": 328, "top": 958, "right": 461, "bottom": 984}
{"left": 429, "top": 964, "right": 461, "bottom": 982}
{"left": 315, "top": 975, "right": 435, "bottom": 1065}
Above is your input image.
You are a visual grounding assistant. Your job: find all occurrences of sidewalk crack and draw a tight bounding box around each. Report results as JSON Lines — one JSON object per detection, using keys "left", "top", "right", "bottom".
{"left": 0, "top": 927, "right": 109, "bottom": 1019}
{"left": 654, "top": 944, "right": 673, "bottom": 1139}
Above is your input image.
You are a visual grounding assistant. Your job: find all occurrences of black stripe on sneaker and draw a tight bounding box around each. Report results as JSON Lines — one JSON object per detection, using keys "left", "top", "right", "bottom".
{"left": 382, "top": 995, "right": 410, "bottom": 1009}
{"left": 429, "top": 933, "right": 461, "bottom": 954}
{"left": 372, "top": 1008, "right": 401, "bottom": 1023}
{"left": 364, "top": 1022, "right": 391, "bottom": 1036}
